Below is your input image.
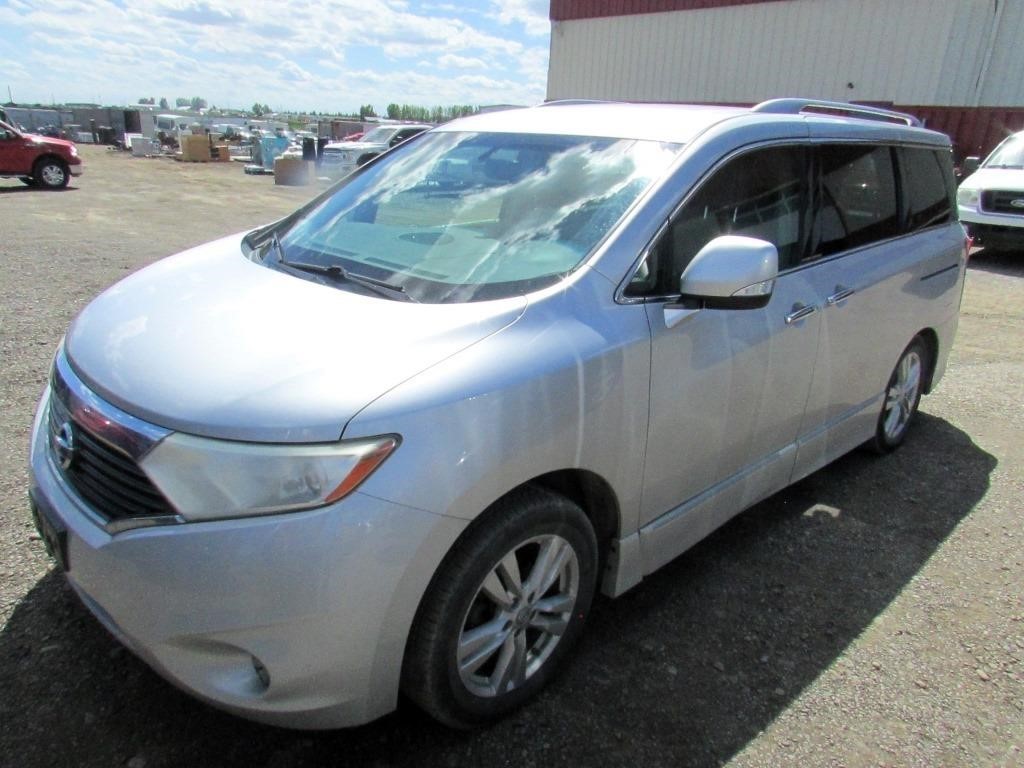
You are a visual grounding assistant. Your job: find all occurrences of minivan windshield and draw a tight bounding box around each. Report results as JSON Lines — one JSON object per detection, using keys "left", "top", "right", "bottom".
{"left": 275, "top": 131, "right": 681, "bottom": 302}
{"left": 983, "top": 133, "right": 1024, "bottom": 169}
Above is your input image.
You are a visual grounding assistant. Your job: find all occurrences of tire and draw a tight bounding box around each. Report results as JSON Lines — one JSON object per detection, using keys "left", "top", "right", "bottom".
{"left": 869, "top": 337, "right": 929, "bottom": 453}
{"left": 34, "top": 157, "right": 69, "bottom": 189}
{"left": 402, "top": 486, "right": 598, "bottom": 728}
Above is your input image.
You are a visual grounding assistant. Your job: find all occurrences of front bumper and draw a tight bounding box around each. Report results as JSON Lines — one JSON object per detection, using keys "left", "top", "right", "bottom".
{"left": 28, "top": 387, "right": 466, "bottom": 728}
{"left": 958, "top": 205, "right": 1024, "bottom": 230}
{"left": 69, "top": 161, "right": 84, "bottom": 177}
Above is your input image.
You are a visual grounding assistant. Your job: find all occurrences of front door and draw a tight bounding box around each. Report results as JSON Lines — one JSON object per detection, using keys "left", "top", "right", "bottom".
{"left": 0, "top": 123, "right": 26, "bottom": 174}
{"left": 623, "top": 145, "right": 822, "bottom": 572}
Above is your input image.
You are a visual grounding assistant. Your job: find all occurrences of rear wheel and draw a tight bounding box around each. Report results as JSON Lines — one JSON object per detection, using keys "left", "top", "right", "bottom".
{"left": 870, "top": 337, "right": 929, "bottom": 453}
{"left": 34, "top": 158, "right": 69, "bottom": 189}
{"left": 402, "top": 486, "right": 598, "bottom": 728}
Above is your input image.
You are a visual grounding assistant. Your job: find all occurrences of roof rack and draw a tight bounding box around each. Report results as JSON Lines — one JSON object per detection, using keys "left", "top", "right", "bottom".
{"left": 751, "top": 98, "right": 923, "bottom": 127}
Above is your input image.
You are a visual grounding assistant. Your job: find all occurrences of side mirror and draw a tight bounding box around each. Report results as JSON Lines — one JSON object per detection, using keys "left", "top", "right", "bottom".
{"left": 962, "top": 156, "right": 981, "bottom": 176}
{"left": 678, "top": 235, "right": 778, "bottom": 309}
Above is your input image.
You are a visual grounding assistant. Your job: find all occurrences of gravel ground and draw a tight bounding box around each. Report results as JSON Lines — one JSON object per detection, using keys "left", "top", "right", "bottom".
{"left": 1, "top": 147, "right": 1021, "bottom": 768}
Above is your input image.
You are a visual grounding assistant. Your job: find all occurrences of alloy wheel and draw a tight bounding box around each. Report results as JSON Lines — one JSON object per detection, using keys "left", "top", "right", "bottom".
{"left": 456, "top": 534, "right": 580, "bottom": 698}
{"left": 883, "top": 349, "right": 922, "bottom": 441}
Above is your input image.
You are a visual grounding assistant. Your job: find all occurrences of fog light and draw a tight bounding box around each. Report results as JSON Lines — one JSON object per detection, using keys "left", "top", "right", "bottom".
{"left": 251, "top": 656, "right": 270, "bottom": 690}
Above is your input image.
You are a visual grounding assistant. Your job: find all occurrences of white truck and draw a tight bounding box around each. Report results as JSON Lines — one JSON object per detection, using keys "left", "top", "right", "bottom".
{"left": 320, "top": 124, "right": 430, "bottom": 178}
{"left": 958, "top": 130, "right": 1024, "bottom": 252}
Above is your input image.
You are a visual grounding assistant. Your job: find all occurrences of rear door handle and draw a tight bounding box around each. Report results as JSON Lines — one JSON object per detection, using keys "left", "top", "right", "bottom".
{"left": 785, "top": 303, "right": 818, "bottom": 325}
{"left": 825, "top": 285, "right": 856, "bottom": 306}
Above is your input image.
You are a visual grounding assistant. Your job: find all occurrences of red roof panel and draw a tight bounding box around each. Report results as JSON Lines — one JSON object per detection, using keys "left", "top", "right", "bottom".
{"left": 550, "top": 0, "right": 791, "bottom": 21}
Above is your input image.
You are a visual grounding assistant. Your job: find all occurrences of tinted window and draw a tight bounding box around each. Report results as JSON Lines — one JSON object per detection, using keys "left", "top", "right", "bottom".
{"left": 815, "top": 145, "right": 899, "bottom": 257}
{"left": 627, "top": 146, "right": 808, "bottom": 296}
{"left": 900, "top": 148, "right": 954, "bottom": 231}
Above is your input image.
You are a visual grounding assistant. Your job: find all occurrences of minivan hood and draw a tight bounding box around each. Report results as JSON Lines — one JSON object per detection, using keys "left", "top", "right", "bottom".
{"left": 962, "top": 167, "right": 1024, "bottom": 192}
{"left": 64, "top": 234, "right": 526, "bottom": 442}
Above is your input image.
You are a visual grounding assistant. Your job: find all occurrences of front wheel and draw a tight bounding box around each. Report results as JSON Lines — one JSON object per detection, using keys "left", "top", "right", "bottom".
{"left": 870, "top": 337, "right": 929, "bottom": 453}
{"left": 402, "top": 486, "right": 598, "bottom": 728}
{"left": 34, "top": 158, "right": 69, "bottom": 189}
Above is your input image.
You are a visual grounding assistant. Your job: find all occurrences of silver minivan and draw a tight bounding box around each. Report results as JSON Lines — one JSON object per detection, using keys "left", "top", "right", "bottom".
{"left": 28, "top": 99, "right": 966, "bottom": 729}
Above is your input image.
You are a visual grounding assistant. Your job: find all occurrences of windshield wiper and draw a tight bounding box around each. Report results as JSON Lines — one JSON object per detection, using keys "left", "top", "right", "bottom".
{"left": 278, "top": 256, "right": 417, "bottom": 303}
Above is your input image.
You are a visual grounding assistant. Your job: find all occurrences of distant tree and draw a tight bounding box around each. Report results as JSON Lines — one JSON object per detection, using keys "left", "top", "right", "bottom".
{"left": 159, "top": 97, "right": 169, "bottom": 110}
{"left": 190, "top": 96, "right": 207, "bottom": 110}
{"left": 252, "top": 103, "right": 264, "bottom": 117}
{"left": 175, "top": 97, "right": 190, "bottom": 108}
{"left": 138, "top": 97, "right": 155, "bottom": 105}
{"left": 359, "top": 104, "right": 376, "bottom": 119}
{"left": 386, "top": 103, "right": 401, "bottom": 120}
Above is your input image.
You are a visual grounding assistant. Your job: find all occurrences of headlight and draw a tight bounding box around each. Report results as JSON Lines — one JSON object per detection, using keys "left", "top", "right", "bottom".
{"left": 69, "top": 145, "right": 78, "bottom": 157}
{"left": 957, "top": 187, "right": 979, "bottom": 207}
{"left": 140, "top": 433, "right": 399, "bottom": 522}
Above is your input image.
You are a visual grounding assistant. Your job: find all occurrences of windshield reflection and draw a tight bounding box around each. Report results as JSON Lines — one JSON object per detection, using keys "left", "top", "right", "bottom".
{"left": 279, "top": 132, "right": 680, "bottom": 302}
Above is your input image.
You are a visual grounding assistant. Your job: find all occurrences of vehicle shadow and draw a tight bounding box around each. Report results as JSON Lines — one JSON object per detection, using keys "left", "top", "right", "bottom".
{"left": 0, "top": 185, "right": 79, "bottom": 195}
{"left": 968, "top": 247, "right": 1024, "bottom": 277}
{"left": 0, "top": 413, "right": 994, "bottom": 768}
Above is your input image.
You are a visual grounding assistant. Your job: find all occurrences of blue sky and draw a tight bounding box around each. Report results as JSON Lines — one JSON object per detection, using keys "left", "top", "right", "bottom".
{"left": 0, "top": 0, "right": 551, "bottom": 112}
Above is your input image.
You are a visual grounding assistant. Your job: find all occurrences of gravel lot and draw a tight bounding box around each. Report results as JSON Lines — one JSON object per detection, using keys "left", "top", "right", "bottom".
{"left": 1, "top": 146, "right": 1021, "bottom": 768}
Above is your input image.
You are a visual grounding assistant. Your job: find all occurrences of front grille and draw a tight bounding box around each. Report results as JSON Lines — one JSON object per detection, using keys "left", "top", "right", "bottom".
{"left": 981, "top": 189, "right": 1024, "bottom": 216}
{"left": 48, "top": 391, "right": 175, "bottom": 521}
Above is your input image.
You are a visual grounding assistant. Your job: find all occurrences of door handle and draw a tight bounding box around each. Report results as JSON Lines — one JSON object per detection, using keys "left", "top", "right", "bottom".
{"left": 825, "top": 285, "right": 856, "bottom": 306}
{"left": 785, "top": 303, "right": 818, "bottom": 325}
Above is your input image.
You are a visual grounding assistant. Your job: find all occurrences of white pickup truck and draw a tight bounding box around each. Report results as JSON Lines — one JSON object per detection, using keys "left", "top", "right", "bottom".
{"left": 321, "top": 124, "right": 431, "bottom": 178}
{"left": 958, "top": 130, "right": 1024, "bottom": 252}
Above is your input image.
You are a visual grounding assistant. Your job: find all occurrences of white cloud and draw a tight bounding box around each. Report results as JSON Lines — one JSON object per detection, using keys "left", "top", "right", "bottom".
{"left": 0, "top": 0, "right": 549, "bottom": 111}
{"left": 438, "top": 54, "right": 487, "bottom": 69}
{"left": 491, "top": 0, "right": 549, "bottom": 37}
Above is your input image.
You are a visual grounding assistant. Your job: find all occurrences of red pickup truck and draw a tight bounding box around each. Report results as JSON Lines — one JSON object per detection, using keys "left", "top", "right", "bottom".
{"left": 0, "top": 119, "right": 83, "bottom": 189}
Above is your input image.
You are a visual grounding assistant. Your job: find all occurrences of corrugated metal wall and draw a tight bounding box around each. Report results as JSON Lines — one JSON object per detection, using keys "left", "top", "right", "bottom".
{"left": 911, "top": 106, "right": 1024, "bottom": 161}
{"left": 547, "top": 0, "right": 1024, "bottom": 108}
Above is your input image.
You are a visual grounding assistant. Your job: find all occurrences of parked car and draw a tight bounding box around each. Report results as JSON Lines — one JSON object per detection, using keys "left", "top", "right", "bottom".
{"left": 29, "top": 99, "right": 965, "bottom": 730}
{"left": 0, "top": 118, "right": 83, "bottom": 188}
{"left": 957, "top": 129, "right": 1024, "bottom": 251}
{"left": 320, "top": 123, "right": 430, "bottom": 177}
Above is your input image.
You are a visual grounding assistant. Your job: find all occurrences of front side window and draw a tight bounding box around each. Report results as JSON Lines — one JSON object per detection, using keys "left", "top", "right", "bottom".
{"left": 275, "top": 131, "right": 680, "bottom": 302}
{"left": 815, "top": 145, "right": 899, "bottom": 257}
{"left": 627, "top": 145, "right": 808, "bottom": 297}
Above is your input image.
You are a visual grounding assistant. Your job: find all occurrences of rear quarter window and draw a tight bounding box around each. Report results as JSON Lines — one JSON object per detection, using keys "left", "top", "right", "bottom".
{"left": 899, "top": 147, "right": 955, "bottom": 231}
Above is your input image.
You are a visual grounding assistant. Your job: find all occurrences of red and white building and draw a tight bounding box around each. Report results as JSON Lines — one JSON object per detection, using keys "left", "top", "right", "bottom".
{"left": 547, "top": 0, "right": 1024, "bottom": 159}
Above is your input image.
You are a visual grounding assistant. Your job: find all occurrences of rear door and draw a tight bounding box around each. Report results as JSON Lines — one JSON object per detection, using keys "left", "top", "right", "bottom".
{"left": 793, "top": 143, "right": 961, "bottom": 478}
